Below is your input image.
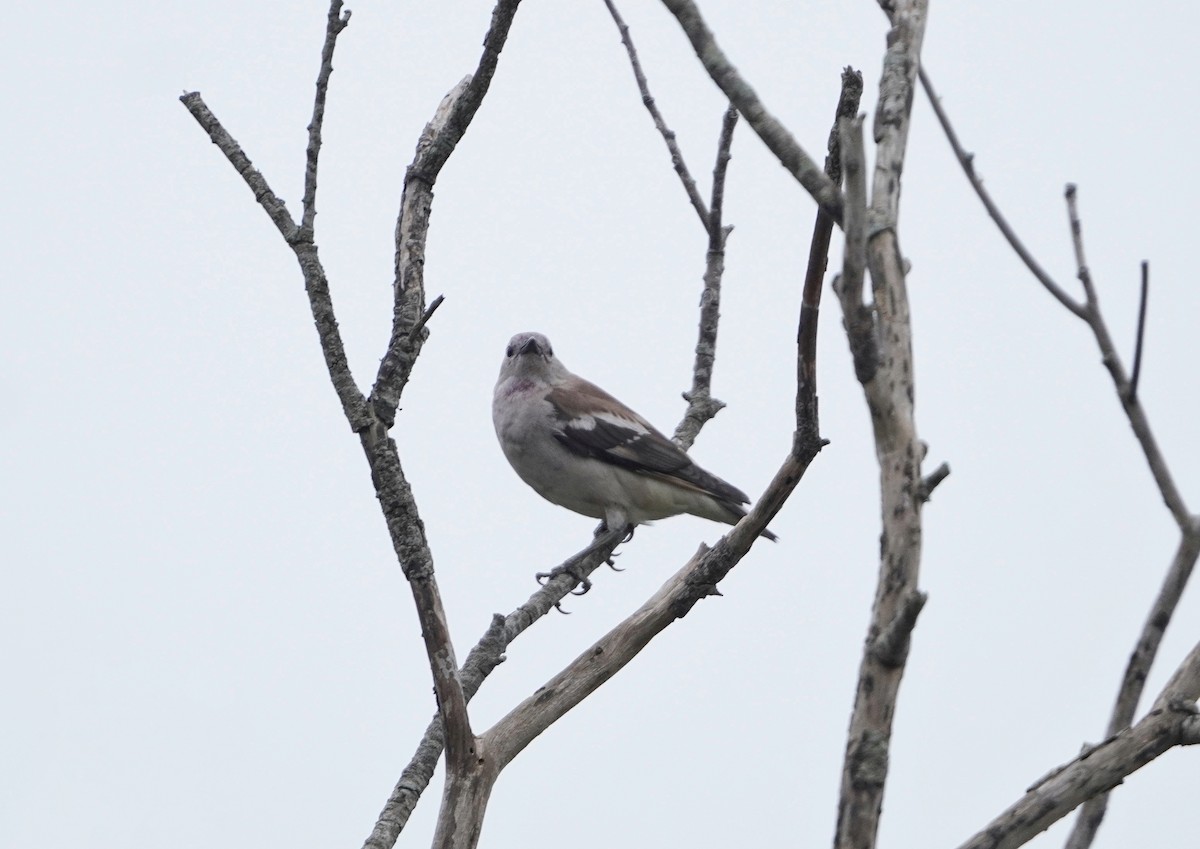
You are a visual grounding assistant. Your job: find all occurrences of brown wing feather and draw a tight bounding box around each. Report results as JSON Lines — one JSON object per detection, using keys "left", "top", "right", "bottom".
{"left": 546, "top": 380, "right": 750, "bottom": 506}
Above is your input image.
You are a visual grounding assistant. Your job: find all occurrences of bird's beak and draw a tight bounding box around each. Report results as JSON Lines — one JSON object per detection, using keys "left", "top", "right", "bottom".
{"left": 518, "top": 337, "right": 542, "bottom": 356}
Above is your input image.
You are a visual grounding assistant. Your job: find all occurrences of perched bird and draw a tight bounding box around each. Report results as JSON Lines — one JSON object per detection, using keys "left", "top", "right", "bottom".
{"left": 492, "top": 332, "right": 775, "bottom": 540}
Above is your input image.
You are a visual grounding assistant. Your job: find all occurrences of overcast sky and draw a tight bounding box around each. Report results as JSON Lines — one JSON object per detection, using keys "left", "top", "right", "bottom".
{"left": 4, "top": 2, "right": 1198, "bottom": 848}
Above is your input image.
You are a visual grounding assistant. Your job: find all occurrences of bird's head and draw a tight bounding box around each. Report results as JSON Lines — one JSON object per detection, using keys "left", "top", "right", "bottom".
{"left": 498, "top": 332, "right": 568, "bottom": 384}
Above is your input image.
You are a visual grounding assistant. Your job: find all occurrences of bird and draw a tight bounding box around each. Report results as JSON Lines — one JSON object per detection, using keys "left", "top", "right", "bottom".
{"left": 492, "top": 331, "right": 775, "bottom": 541}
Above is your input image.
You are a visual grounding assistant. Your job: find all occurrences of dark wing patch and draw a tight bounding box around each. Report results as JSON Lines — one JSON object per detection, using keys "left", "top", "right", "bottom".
{"left": 546, "top": 380, "right": 750, "bottom": 506}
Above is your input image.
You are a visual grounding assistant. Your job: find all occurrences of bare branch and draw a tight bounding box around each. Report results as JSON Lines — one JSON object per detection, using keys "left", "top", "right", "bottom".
{"left": 708, "top": 106, "right": 737, "bottom": 242}
{"left": 179, "top": 90, "right": 369, "bottom": 433}
{"left": 833, "top": 6, "right": 930, "bottom": 849}
{"left": 924, "top": 69, "right": 1200, "bottom": 849}
{"left": 408, "top": 293, "right": 446, "bottom": 344}
{"left": 361, "top": 527, "right": 626, "bottom": 849}
{"left": 178, "top": 93, "right": 298, "bottom": 240}
{"left": 917, "top": 68, "right": 1087, "bottom": 319}
{"left": 1062, "top": 186, "right": 1191, "bottom": 531}
{"left": 961, "top": 710, "right": 1200, "bottom": 849}
{"left": 1066, "top": 528, "right": 1200, "bottom": 849}
{"left": 917, "top": 461, "right": 951, "bottom": 502}
{"left": 1153, "top": 639, "right": 1200, "bottom": 709}
{"left": 372, "top": 0, "right": 523, "bottom": 421}
{"left": 798, "top": 69, "right": 862, "bottom": 439}
{"left": 834, "top": 116, "right": 875, "bottom": 386}
{"left": 961, "top": 649, "right": 1200, "bottom": 849}
{"left": 675, "top": 107, "right": 739, "bottom": 451}
{"left": 486, "top": 445, "right": 822, "bottom": 768}
{"left": 603, "top": 0, "right": 709, "bottom": 226}
{"left": 1129, "top": 261, "right": 1149, "bottom": 400}
{"left": 658, "top": 0, "right": 843, "bottom": 221}
{"left": 1064, "top": 185, "right": 1100, "bottom": 308}
{"left": 300, "top": 1, "right": 351, "bottom": 237}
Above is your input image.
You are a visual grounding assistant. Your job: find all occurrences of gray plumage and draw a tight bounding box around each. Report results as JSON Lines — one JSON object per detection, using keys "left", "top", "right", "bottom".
{"left": 492, "top": 332, "right": 775, "bottom": 540}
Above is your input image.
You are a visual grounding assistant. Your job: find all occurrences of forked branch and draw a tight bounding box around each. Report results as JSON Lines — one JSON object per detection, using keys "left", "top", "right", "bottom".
{"left": 919, "top": 49, "right": 1200, "bottom": 849}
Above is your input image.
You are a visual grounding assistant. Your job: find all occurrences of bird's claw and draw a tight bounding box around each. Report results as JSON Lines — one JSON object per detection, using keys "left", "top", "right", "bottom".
{"left": 536, "top": 565, "right": 592, "bottom": 596}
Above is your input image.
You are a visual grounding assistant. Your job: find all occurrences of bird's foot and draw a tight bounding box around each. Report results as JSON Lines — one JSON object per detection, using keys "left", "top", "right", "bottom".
{"left": 593, "top": 520, "right": 636, "bottom": 544}
{"left": 535, "top": 564, "right": 592, "bottom": 596}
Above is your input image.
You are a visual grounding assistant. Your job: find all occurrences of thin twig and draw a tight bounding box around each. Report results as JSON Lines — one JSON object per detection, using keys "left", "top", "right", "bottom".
{"left": 658, "top": 0, "right": 843, "bottom": 222}
{"left": 798, "top": 69, "right": 862, "bottom": 439}
{"left": 601, "top": 2, "right": 739, "bottom": 451}
{"left": 603, "top": 0, "right": 709, "bottom": 227}
{"left": 674, "top": 107, "right": 738, "bottom": 451}
{"left": 708, "top": 106, "right": 737, "bottom": 245}
{"left": 179, "top": 91, "right": 369, "bottom": 433}
{"left": 300, "top": 1, "right": 351, "bottom": 237}
{"left": 917, "top": 461, "right": 951, "bottom": 502}
{"left": 1062, "top": 187, "right": 1190, "bottom": 530}
{"left": 1130, "top": 261, "right": 1149, "bottom": 400}
{"left": 408, "top": 294, "right": 445, "bottom": 343}
{"left": 918, "top": 67, "right": 1087, "bottom": 319}
{"left": 1065, "top": 184, "right": 1099, "bottom": 308}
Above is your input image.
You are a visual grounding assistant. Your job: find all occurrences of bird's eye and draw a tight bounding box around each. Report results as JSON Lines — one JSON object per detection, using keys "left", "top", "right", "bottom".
{"left": 546, "top": 347, "right": 553, "bottom": 356}
{"left": 506, "top": 345, "right": 515, "bottom": 357}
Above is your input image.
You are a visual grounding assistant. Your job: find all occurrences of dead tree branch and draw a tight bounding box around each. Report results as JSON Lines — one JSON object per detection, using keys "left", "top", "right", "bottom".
{"left": 361, "top": 526, "right": 626, "bottom": 849}
{"left": 184, "top": 3, "right": 526, "bottom": 848}
{"left": 371, "top": 0, "right": 524, "bottom": 423}
{"left": 919, "top": 58, "right": 1200, "bottom": 849}
{"left": 832, "top": 6, "right": 932, "bottom": 849}
{"left": 386, "top": 59, "right": 867, "bottom": 849}
{"left": 603, "top": 0, "right": 709, "bottom": 226}
{"left": 1129, "top": 261, "right": 1149, "bottom": 400}
{"left": 658, "top": 0, "right": 843, "bottom": 221}
{"left": 675, "top": 106, "right": 739, "bottom": 450}
{"left": 600, "top": 4, "right": 742, "bottom": 451}
{"left": 958, "top": 644, "right": 1200, "bottom": 849}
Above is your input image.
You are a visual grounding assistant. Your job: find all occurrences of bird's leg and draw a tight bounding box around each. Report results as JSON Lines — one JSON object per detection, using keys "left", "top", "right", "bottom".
{"left": 590, "top": 520, "right": 631, "bottom": 571}
{"left": 535, "top": 518, "right": 634, "bottom": 592}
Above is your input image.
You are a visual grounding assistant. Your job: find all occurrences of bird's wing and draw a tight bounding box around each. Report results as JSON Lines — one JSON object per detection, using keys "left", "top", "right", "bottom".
{"left": 546, "top": 376, "right": 749, "bottom": 505}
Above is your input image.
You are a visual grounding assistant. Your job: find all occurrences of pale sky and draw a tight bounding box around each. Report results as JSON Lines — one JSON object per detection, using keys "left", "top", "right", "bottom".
{"left": 4, "top": 2, "right": 1198, "bottom": 848}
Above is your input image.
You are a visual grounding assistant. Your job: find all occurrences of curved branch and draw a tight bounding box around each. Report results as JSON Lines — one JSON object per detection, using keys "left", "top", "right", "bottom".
{"left": 917, "top": 67, "right": 1086, "bottom": 318}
